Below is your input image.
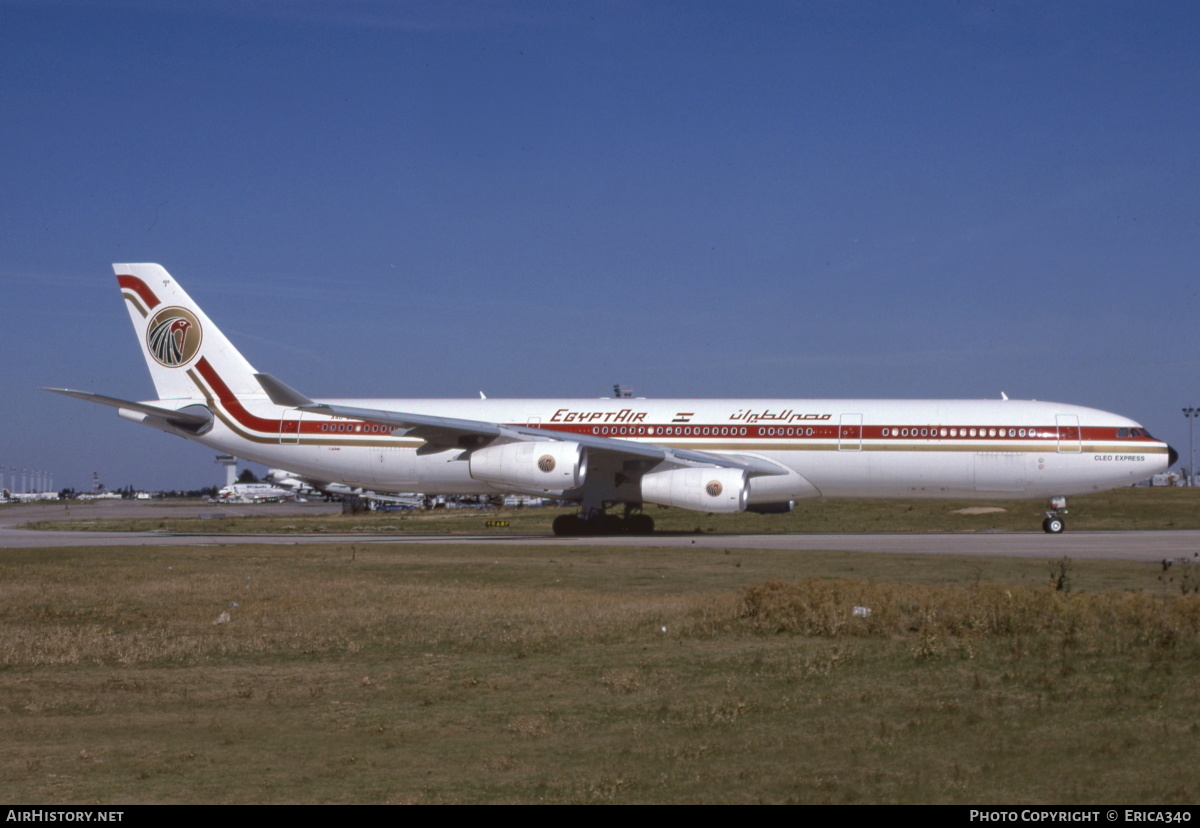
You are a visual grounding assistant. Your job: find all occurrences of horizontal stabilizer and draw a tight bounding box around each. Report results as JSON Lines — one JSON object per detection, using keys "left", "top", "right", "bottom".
{"left": 44, "top": 388, "right": 213, "bottom": 429}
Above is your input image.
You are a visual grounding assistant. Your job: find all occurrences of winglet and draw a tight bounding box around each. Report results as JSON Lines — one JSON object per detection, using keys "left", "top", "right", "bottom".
{"left": 254, "top": 373, "right": 315, "bottom": 408}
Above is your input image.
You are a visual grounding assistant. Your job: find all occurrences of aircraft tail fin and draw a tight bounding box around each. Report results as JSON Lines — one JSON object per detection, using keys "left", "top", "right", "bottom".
{"left": 114, "top": 264, "right": 261, "bottom": 402}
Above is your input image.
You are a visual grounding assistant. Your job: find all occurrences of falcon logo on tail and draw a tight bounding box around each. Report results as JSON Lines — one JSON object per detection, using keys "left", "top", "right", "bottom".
{"left": 147, "top": 306, "right": 202, "bottom": 367}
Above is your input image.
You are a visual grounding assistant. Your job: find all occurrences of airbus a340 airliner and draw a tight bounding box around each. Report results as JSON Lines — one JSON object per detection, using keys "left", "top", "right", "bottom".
{"left": 50, "top": 264, "right": 1175, "bottom": 535}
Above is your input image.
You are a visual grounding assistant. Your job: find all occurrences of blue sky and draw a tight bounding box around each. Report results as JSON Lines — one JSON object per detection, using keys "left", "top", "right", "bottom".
{"left": 2, "top": 0, "right": 1198, "bottom": 492}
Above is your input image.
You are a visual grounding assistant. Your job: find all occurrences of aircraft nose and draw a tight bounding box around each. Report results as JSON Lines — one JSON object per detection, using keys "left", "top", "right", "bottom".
{"left": 1168, "top": 445, "right": 1179, "bottom": 468}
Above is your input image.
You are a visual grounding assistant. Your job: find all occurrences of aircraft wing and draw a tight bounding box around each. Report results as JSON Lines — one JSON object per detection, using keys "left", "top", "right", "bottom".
{"left": 254, "top": 373, "right": 785, "bottom": 477}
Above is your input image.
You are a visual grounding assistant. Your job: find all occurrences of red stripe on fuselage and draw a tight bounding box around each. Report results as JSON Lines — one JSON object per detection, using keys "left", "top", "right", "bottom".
{"left": 195, "top": 357, "right": 283, "bottom": 432}
{"left": 190, "top": 358, "right": 1159, "bottom": 450}
{"left": 539, "top": 421, "right": 1159, "bottom": 446}
{"left": 195, "top": 358, "right": 379, "bottom": 436}
{"left": 116, "top": 275, "right": 161, "bottom": 310}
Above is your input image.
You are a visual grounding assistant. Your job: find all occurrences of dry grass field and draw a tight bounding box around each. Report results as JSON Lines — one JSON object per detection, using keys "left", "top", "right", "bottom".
{"left": 2, "top": 537, "right": 1199, "bottom": 803}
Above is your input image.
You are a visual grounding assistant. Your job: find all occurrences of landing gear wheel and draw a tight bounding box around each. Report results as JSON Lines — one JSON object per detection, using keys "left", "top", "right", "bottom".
{"left": 553, "top": 514, "right": 584, "bottom": 536}
{"left": 592, "top": 514, "right": 623, "bottom": 535}
{"left": 627, "top": 514, "right": 655, "bottom": 535}
{"left": 1042, "top": 517, "right": 1065, "bottom": 534}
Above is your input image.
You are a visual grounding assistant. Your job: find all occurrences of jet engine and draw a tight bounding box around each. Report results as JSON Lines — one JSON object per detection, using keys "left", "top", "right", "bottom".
{"left": 639, "top": 467, "right": 749, "bottom": 513}
{"left": 469, "top": 440, "right": 587, "bottom": 493}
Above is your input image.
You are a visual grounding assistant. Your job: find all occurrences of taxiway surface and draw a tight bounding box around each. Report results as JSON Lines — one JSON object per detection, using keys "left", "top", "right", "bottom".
{"left": 2, "top": 500, "right": 1197, "bottom": 561}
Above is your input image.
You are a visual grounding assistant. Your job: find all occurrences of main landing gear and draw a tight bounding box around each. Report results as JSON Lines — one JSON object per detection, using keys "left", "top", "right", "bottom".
{"left": 1042, "top": 496, "right": 1067, "bottom": 534}
{"left": 552, "top": 505, "right": 655, "bottom": 536}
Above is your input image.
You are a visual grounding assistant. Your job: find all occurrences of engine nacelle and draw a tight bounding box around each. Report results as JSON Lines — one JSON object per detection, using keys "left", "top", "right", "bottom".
{"left": 640, "top": 467, "right": 749, "bottom": 513}
{"left": 469, "top": 441, "right": 587, "bottom": 493}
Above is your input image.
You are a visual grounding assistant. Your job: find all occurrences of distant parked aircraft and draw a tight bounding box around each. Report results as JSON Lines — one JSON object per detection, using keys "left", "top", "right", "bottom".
{"left": 215, "top": 482, "right": 293, "bottom": 503}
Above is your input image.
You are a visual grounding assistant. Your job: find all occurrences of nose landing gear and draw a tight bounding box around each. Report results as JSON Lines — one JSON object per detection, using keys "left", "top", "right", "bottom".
{"left": 1042, "top": 496, "right": 1067, "bottom": 534}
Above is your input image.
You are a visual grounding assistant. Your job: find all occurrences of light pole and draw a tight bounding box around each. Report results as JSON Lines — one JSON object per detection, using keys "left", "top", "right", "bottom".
{"left": 1183, "top": 408, "right": 1199, "bottom": 486}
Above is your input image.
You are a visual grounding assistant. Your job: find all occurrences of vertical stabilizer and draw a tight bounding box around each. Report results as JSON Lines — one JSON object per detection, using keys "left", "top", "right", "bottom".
{"left": 114, "top": 263, "right": 261, "bottom": 401}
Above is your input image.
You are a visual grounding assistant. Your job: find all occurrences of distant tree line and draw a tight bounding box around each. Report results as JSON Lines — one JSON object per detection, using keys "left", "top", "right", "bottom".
{"left": 54, "top": 486, "right": 221, "bottom": 500}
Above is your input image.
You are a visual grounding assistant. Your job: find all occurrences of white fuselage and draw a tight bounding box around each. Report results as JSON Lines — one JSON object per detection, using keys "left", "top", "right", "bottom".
{"left": 84, "top": 264, "right": 1173, "bottom": 515}
{"left": 162, "top": 392, "right": 1169, "bottom": 504}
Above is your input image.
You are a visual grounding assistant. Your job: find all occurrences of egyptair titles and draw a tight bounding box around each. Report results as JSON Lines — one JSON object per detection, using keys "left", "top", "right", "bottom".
{"left": 729, "top": 409, "right": 832, "bottom": 424}
{"left": 548, "top": 408, "right": 833, "bottom": 425}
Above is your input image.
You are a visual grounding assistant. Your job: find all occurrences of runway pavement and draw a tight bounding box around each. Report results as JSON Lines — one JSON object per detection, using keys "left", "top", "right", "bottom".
{"left": 2, "top": 500, "right": 1198, "bottom": 561}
